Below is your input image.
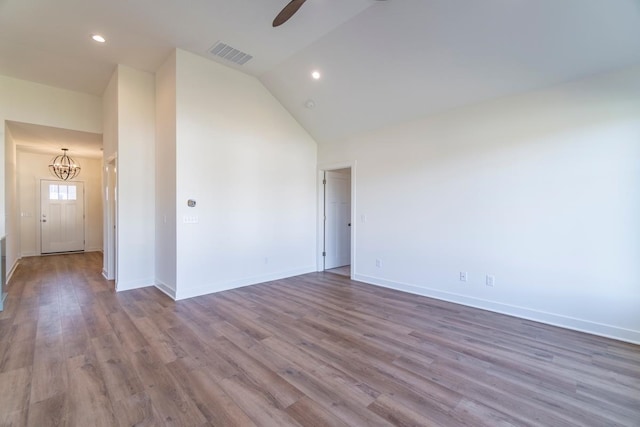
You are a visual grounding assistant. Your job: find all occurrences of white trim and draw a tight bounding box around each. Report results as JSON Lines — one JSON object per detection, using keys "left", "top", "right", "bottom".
{"left": 6, "top": 259, "right": 20, "bottom": 286}
{"left": 84, "top": 246, "right": 103, "bottom": 253}
{"left": 353, "top": 273, "right": 640, "bottom": 345}
{"left": 103, "top": 155, "right": 117, "bottom": 284}
{"left": 115, "top": 277, "right": 153, "bottom": 292}
{"left": 155, "top": 280, "right": 176, "bottom": 300}
{"left": 316, "top": 169, "right": 325, "bottom": 271}
{"left": 317, "top": 161, "right": 357, "bottom": 280}
{"left": 175, "top": 266, "right": 316, "bottom": 301}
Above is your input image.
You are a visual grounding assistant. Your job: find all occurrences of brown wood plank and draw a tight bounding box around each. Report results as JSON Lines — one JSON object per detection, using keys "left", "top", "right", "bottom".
{"left": 66, "top": 350, "right": 118, "bottom": 427}
{"left": 129, "top": 347, "right": 208, "bottom": 426}
{"left": 165, "top": 358, "right": 256, "bottom": 426}
{"left": 286, "top": 396, "right": 351, "bottom": 427}
{"left": 111, "top": 391, "right": 163, "bottom": 427}
{"left": 29, "top": 340, "right": 67, "bottom": 404}
{"left": 0, "top": 367, "right": 32, "bottom": 421}
{"left": 26, "top": 393, "right": 67, "bottom": 427}
{"left": 218, "top": 374, "right": 302, "bottom": 427}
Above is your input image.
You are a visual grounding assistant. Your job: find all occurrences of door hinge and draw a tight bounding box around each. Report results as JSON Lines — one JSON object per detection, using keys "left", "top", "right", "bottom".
{"left": 322, "top": 251, "right": 326, "bottom": 257}
{"left": 323, "top": 179, "right": 326, "bottom": 185}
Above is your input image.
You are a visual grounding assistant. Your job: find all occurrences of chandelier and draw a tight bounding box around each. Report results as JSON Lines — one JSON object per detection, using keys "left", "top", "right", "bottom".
{"left": 49, "top": 148, "right": 81, "bottom": 181}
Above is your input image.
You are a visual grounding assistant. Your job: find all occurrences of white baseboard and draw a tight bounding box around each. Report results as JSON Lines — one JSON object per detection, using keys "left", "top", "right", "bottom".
{"left": 353, "top": 273, "right": 640, "bottom": 345}
{"left": 116, "top": 277, "right": 154, "bottom": 292}
{"left": 85, "top": 247, "right": 103, "bottom": 253}
{"left": 6, "top": 259, "right": 20, "bottom": 286}
{"left": 175, "top": 266, "right": 316, "bottom": 301}
{"left": 155, "top": 280, "right": 176, "bottom": 300}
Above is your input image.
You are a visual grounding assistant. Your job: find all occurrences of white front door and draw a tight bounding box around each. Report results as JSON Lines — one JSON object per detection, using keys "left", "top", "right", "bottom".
{"left": 41, "top": 180, "right": 85, "bottom": 254}
{"left": 324, "top": 170, "right": 351, "bottom": 269}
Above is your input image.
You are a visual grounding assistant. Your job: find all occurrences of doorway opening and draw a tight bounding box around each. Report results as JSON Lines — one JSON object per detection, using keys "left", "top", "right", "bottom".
{"left": 5, "top": 121, "right": 103, "bottom": 286}
{"left": 321, "top": 166, "right": 353, "bottom": 278}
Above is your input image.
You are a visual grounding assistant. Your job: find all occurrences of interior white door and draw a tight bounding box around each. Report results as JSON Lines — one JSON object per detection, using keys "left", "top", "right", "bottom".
{"left": 324, "top": 170, "right": 351, "bottom": 269}
{"left": 41, "top": 180, "right": 85, "bottom": 254}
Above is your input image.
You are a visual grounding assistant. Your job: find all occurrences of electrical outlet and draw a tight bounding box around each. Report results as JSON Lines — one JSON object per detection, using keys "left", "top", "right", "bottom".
{"left": 183, "top": 215, "right": 199, "bottom": 224}
{"left": 375, "top": 259, "right": 382, "bottom": 268}
{"left": 486, "top": 275, "right": 495, "bottom": 287}
{"left": 460, "top": 272, "right": 467, "bottom": 282}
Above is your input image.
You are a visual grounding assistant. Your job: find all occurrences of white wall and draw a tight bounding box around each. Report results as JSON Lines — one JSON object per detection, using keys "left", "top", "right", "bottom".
{"left": 112, "top": 66, "right": 156, "bottom": 291}
{"left": 18, "top": 150, "right": 103, "bottom": 256}
{"left": 102, "top": 72, "right": 118, "bottom": 160}
{"left": 154, "top": 52, "right": 177, "bottom": 297}
{"left": 319, "top": 65, "right": 640, "bottom": 343}
{"left": 173, "top": 49, "right": 317, "bottom": 300}
{"left": 0, "top": 75, "right": 102, "bottom": 281}
{"left": 0, "top": 76, "right": 102, "bottom": 134}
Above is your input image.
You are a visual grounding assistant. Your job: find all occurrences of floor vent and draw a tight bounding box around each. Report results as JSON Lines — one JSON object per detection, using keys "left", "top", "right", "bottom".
{"left": 208, "top": 42, "right": 253, "bottom": 65}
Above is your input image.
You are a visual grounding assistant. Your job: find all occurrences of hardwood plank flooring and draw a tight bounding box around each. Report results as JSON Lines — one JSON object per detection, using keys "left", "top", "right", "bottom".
{"left": 0, "top": 253, "right": 638, "bottom": 426}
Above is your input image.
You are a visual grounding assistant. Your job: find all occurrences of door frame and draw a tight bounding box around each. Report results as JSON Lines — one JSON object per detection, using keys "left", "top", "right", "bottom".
{"left": 37, "top": 177, "right": 86, "bottom": 255}
{"left": 317, "top": 161, "right": 357, "bottom": 277}
{"left": 103, "top": 155, "right": 117, "bottom": 283}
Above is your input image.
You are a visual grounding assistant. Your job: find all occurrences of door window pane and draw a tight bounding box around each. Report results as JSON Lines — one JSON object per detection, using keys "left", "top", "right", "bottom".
{"left": 48, "top": 183, "right": 77, "bottom": 200}
{"left": 49, "top": 184, "right": 58, "bottom": 200}
{"left": 59, "top": 185, "right": 68, "bottom": 200}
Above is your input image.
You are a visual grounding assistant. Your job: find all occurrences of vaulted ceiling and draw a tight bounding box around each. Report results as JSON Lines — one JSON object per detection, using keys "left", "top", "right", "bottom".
{"left": 2, "top": 0, "right": 640, "bottom": 144}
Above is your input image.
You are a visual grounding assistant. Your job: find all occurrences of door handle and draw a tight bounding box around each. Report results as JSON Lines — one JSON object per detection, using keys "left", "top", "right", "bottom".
{"left": 42, "top": 219, "right": 47, "bottom": 223}
{"left": 348, "top": 223, "right": 351, "bottom": 226}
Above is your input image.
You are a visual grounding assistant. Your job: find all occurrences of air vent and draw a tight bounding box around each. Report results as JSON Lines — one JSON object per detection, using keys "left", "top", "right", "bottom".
{"left": 208, "top": 42, "right": 253, "bottom": 65}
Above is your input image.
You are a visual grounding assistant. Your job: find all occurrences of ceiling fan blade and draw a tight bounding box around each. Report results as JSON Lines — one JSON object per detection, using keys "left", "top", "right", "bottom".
{"left": 273, "top": 0, "right": 307, "bottom": 27}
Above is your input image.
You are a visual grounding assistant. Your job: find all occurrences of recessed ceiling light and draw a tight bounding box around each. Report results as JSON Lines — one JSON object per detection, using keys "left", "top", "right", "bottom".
{"left": 91, "top": 34, "right": 106, "bottom": 43}
{"left": 311, "top": 70, "right": 321, "bottom": 80}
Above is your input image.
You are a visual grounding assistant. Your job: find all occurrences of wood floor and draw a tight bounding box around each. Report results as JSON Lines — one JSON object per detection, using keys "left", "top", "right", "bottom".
{"left": 1, "top": 253, "right": 639, "bottom": 426}
{"left": 325, "top": 265, "right": 350, "bottom": 278}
